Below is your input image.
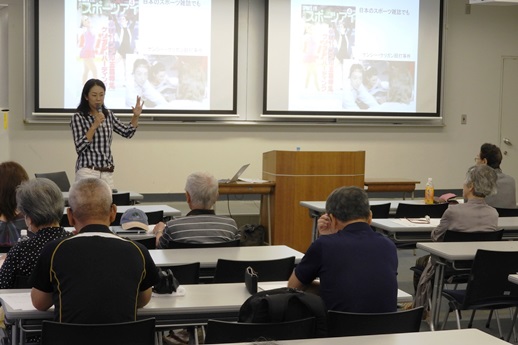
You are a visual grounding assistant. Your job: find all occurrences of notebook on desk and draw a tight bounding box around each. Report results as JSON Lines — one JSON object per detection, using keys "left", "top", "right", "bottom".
{"left": 219, "top": 164, "right": 250, "bottom": 183}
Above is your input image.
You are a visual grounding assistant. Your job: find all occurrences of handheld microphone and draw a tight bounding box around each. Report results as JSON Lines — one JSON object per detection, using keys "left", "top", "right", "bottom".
{"left": 97, "top": 105, "right": 105, "bottom": 127}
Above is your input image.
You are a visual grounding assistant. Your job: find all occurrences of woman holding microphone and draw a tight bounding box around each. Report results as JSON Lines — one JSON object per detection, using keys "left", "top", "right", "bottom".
{"left": 71, "top": 78, "right": 144, "bottom": 189}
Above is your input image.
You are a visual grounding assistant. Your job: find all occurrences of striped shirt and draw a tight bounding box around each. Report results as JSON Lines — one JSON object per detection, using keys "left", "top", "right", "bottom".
{"left": 70, "top": 110, "right": 136, "bottom": 171}
{"left": 158, "top": 209, "right": 239, "bottom": 248}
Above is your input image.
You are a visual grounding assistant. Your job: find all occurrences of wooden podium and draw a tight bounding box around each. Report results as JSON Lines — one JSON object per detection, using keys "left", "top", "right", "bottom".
{"left": 262, "top": 151, "right": 365, "bottom": 252}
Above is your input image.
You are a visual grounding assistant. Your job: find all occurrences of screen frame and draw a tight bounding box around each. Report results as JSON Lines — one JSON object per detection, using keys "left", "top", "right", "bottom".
{"left": 33, "top": 0, "right": 240, "bottom": 117}
{"left": 262, "top": 0, "right": 445, "bottom": 121}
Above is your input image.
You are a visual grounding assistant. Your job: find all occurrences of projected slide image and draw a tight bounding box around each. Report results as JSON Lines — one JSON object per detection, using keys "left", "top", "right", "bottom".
{"left": 66, "top": 0, "right": 210, "bottom": 110}
{"left": 288, "top": 1, "right": 418, "bottom": 113}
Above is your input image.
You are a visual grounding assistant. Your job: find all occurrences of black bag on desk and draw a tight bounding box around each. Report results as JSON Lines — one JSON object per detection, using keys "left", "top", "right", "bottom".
{"left": 152, "top": 268, "right": 179, "bottom": 294}
{"left": 239, "top": 224, "right": 265, "bottom": 246}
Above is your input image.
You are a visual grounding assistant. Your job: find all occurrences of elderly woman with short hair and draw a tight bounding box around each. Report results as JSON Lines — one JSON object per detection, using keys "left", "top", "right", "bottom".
{"left": 0, "top": 178, "right": 72, "bottom": 289}
{"left": 431, "top": 164, "right": 498, "bottom": 241}
{"left": 411, "top": 164, "right": 499, "bottom": 313}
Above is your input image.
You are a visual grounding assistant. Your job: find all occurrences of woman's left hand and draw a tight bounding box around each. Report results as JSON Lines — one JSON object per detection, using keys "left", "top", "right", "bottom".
{"left": 132, "top": 96, "right": 144, "bottom": 117}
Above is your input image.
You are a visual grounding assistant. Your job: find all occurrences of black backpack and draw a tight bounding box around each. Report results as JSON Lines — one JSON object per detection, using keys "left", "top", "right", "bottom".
{"left": 238, "top": 287, "right": 327, "bottom": 337}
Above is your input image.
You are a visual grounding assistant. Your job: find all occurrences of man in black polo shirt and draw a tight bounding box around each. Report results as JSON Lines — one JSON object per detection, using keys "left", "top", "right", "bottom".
{"left": 29, "top": 178, "right": 159, "bottom": 323}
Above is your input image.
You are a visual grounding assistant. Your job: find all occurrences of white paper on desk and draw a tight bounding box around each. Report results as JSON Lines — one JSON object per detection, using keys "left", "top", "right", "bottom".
{"left": 0, "top": 293, "right": 38, "bottom": 311}
{"left": 392, "top": 218, "right": 440, "bottom": 227}
{"left": 258, "top": 282, "right": 287, "bottom": 291}
{"left": 151, "top": 286, "right": 186, "bottom": 297}
{"left": 238, "top": 178, "right": 269, "bottom": 183}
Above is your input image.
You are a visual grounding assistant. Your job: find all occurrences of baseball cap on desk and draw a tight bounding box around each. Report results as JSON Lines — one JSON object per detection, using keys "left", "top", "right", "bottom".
{"left": 120, "top": 208, "right": 149, "bottom": 231}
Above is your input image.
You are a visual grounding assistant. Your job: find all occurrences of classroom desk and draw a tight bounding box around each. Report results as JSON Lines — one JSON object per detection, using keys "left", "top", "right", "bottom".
{"left": 364, "top": 178, "right": 420, "bottom": 199}
{"left": 62, "top": 190, "right": 144, "bottom": 203}
{"left": 371, "top": 217, "right": 518, "bottom": 243}
{"left": 218, "top": 181, "right": 275, "bottom": 244}
{"left": 0, "top": 284, "right": 412, "bottom": 345}
{"left": 417, "top": 241, "right": 518, "bottom": 330}
{"left": 62, "top": 204, "right": 182, "bottom": 218}
{"left": 149, "top": 245, "right": 303, "bottom": 268}
{"left": 300, "top": 200, "right": 463, "bottom": 242}
{"left": 213, "top": 329, "right": 509, "bottom": 345}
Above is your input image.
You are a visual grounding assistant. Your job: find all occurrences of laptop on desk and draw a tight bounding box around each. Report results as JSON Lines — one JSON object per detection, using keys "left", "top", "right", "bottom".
{"left": 219, "top": 164, "right": 250, "bottom": 184}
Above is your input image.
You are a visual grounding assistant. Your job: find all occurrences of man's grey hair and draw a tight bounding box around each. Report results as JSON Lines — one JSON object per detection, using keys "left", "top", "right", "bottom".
{"left": 68, "top": 178, "right": 112, "bottom": 222}
{"left": 465, "top": 164, "right": 497, "bottom": 198}
{"left": 325, "top": 186, "right": 371, "bottom": 222}
{"left": 185, "top": 172, "right": 218, "bottom": 209}
{"left": 16, "top": 178, "right": 64, "bottom": 227}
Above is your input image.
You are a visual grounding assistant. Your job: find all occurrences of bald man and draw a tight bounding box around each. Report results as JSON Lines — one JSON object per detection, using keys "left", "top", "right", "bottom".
{"left": 29, "top": 178, "right": 159, "bottom": 323}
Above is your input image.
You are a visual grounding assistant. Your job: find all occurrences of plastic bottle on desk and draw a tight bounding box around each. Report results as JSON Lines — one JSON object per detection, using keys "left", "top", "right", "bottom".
{"left": 18, "top": 229, "right": 29, "bottom": 242}
{"left": 424, "top": 178, "right": 434, "bottom": 205}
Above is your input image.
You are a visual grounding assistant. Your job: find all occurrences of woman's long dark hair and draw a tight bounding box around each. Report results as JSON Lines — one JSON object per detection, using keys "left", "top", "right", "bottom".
{"left": 76, "top": 79, "right": 107, "bottom": 116}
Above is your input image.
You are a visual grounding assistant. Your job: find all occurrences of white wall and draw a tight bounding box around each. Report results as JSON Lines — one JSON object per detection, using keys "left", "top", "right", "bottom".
{"left": 4, "top": 0, "right": 518, "bottom": 193}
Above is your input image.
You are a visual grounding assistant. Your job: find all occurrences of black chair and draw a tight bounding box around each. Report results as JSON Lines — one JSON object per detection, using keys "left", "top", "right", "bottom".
{"left": 370, "top": 203, "right": 391, "bottom": 219}
{"left": 395, "top": 202, "right": 449, "bottom": 219}
{"left": 495, "top": 207, "right": 518, "bottom": 217}
{"left": 34, "top": 171, "right": 71, "bottom": 192}
{"left": 443, "top": 229, "right": 504, "bottom": 242}
{"left": 441, "top": 249, "right": 518, "bottom": 341}
{"left": 203, "top": 317, "right": 316, "bottom": 344}
{"left": 145, "top": 210, "right": 164, "bottom": 224}
{"left": 113, "top": 210, "right": 164, "bottom": 227}
{"left": 213, "top": 256, "right": 295, "bottom": 283}
{"left": 410, "top": 230, "right": 504, "bottom": 291}
{"left": 130, "top": 237, "right": 156, "bottom": 249}
{"left": 41, "top": 317, "right": 155, "bottom": 345}
{"left": 112, "top": 192, "right": 131, "bottom": 206}
{"left": 162, "top": 262, "right": 201, "bottom": 285}
{"left": 166, "top": 239, "right": 240, "bottom": 249}
{"left": 327, "top": 307, "right": 424, "bottom": 337}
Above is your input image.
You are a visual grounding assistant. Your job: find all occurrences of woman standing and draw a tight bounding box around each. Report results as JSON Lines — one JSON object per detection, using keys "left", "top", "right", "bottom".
{"left": 70, "top": 78, "right": 144, "bottom": 189}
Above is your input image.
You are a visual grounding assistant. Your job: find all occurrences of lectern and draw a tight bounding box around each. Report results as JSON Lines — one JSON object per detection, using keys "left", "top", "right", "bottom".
{"left": 262, "top": 151, "right": 365, "bottom": 252}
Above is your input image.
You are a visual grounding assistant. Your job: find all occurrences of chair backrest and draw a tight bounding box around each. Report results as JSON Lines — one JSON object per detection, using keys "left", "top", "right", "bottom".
{"left": 213, "top": 256, "right": 295, "bottom": 283}
{"left": 463, "top": 250, "right": 518, "bottom": 309}
{"left": 443, "top": 230, "right": 504, "bottom": 242}
{"left": 162, "top": 262, "right": 201, "bottom": 285}
{"left": 166, "top": 238, "right": 240, "bottom": 249}
{"left": 112, "top": 192, "right": 131, "bottom": 206}
{"left": 129, "top": 237, "right": 156, "bottom": 250}
{"left": 41, "top": 317, "right": 155, "bottom": 345}
{"left": 495, "top": 207, "right": 518, "bottom": 217}
{"left": 35, "top": 171, "right": 71, "bottom": 192}
{"left": 395, "top": 202, "right": 449, "bottom": 218}
{"left": 145, "top": 210, "right": 164, "bottom": 224}
{"left": 370, "top": 203, "right": 391, "bottom": 219}
{"left": 327, "top": 307, "right": 424, "bottom": 337}
{"left": 204, "top": 317, "right": 316, "bottom": 344}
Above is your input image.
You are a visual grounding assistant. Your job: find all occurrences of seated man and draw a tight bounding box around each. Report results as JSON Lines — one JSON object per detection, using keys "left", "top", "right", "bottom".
{"left": 153, "top": 172, "right": 238, "bottom": 248}
{"left": 29, "top": 178, "right": 159, "bottom": 323}
{"left": 288, "top": 186, "right": 398, "bottom": 313}
{"left": 476, "top": 143, "right": 516, "bottom": 209}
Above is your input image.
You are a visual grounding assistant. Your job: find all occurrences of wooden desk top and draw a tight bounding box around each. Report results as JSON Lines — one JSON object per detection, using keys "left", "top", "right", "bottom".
{"left": 218, "top": 181, "right": 275, "bottom": 195}
{"left": 364, "top": 179, "right": 420, "bottom": 193}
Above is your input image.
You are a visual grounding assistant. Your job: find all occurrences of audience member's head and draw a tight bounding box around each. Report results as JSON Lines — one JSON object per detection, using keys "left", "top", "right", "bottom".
{"left": 67, "top": 178, "right": 114, "bottom": 229}
{"left": 16, "top": 178, "right": 64, "bottom": 231}
{"left": 464, "top": 164, "right": 497, "bottom": 199}
{"left": 0, "top": 161, "right": 29, "bottom": 221}
{"left": 478, "top": 143, "right": 503, "bottom": 169}
{"left": 185, "top": 172, "right": 219, "bottom": 210}
{"left": 325, "top": 186, "right": 371, "bottom": 223}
